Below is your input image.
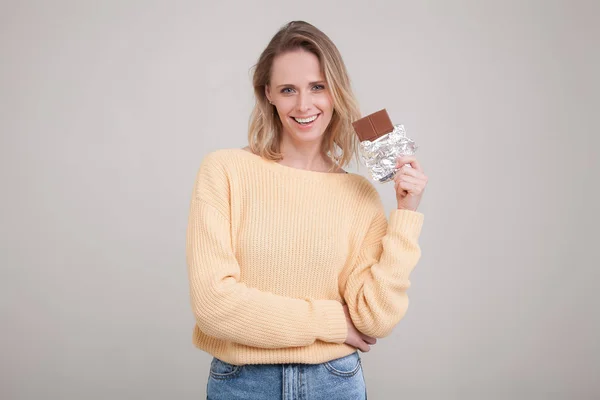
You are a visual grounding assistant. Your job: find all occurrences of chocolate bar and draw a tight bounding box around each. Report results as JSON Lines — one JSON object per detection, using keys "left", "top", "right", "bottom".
{"left": 352, "top": 109, "right": 394, "bottom": 142}
{"left": 352, "top": 109, "right": 419, "bottom": 183}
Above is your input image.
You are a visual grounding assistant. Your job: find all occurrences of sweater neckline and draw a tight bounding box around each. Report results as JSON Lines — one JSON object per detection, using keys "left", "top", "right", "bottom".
{"left": 233, "top": 148, "right": 355, "bottom": 180}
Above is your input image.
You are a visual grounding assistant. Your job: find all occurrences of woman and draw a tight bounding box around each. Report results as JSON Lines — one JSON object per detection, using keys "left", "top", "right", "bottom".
{"left": 186, "top": 20, "right": 428, "bottom": 400}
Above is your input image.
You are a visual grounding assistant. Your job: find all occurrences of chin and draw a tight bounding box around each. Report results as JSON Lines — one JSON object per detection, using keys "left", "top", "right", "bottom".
{"left": 290, "top": 128, "right": 325, "bottom": 140}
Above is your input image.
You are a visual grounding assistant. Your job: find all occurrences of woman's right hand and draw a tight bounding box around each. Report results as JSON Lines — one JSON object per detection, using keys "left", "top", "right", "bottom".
{"left": 342, "top": 304, "right": 377, "bottom": 352}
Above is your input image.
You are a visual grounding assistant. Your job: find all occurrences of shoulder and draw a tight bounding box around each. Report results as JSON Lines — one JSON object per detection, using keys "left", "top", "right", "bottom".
{"left": 199, "top": 148, "right": 242, "bottom": 168}
{"left": 194, "top": 147, "right": 255, "bottom": 191}
{"left": 333, "top": 173, "right": 386, "bottom": 224}
{"left": 352, "top": 174, "right": 385, "bottom": 208}
{"left": 195, "top": 148, "right": 253, "bottom": 179}
{"left": 192, "top": 149, "right": 243, "bottom": 208}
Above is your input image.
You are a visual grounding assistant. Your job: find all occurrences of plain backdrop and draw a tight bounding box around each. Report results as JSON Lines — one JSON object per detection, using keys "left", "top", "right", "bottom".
{"left": 1, "top": 1, "right": 599, "bottom": 399}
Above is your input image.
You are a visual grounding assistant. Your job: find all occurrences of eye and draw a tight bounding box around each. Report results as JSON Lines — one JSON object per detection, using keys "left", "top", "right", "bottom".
{"left": 280, "top": 87, "right": 295, "bottom": 94}
{"left": 313, "top": 84, "right": 325, "bottom": 91}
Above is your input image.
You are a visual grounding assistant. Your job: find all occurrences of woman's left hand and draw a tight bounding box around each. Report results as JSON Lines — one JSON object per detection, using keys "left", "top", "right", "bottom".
{"left": 393, "top": 155, "right": 428, "bottom": 212}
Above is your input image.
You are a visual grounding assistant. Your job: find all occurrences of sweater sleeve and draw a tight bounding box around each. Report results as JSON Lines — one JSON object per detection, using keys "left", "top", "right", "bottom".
{"left": 343, "top": 201, "right": 424, "bottom": 339}
{"left": 185, "top": 153, "right": 348, "bottom": 348}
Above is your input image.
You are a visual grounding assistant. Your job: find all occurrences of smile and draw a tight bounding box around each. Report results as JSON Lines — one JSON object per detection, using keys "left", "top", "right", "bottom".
{"left": 292, "top": 114, "right": 319, "bottom": 125}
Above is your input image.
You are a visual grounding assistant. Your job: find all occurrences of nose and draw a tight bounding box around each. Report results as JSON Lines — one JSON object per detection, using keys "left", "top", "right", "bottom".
{"left": 296, "top": 91, "right": 311, "bottom": 113}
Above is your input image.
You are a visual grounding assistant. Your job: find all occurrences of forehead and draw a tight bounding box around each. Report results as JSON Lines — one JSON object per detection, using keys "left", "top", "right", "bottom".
{"left": 270, "top": 49, "right": 324, "bottom": 84}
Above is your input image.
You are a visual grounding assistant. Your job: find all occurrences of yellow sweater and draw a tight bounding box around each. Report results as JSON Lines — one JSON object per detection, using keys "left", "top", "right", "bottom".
{"left": 186, "top": 148, "right": 424, "bottom": 365}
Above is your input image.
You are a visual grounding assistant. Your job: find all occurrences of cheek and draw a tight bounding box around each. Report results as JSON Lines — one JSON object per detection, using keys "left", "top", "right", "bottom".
{"left": 277, "top": 99, "right": 295, "bottom": 116}
{"left": 320, "top": 100, "right": 332, "bottom": 113}
{"left": 316, "top": 96, "right": 333, "bottom": 113}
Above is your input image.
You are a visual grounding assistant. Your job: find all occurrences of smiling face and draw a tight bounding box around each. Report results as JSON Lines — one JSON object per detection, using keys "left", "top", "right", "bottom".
{"left": 265, "top": 49, "right": 334, "bottom": 145}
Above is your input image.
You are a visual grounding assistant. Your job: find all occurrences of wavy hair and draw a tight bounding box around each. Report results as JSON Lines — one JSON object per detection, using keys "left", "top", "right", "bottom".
{"left": 247, "top": 21, "right": 361, "bottom": 171}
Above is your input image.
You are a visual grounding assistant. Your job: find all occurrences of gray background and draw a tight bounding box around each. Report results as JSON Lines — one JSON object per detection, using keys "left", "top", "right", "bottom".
{"left": 1, "top": 0, "right": 598, "bottom": 399}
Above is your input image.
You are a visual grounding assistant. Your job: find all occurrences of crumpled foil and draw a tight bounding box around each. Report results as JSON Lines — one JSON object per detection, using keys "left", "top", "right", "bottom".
{"left": 359, "top": 124, "right": 418, "bottom": 183}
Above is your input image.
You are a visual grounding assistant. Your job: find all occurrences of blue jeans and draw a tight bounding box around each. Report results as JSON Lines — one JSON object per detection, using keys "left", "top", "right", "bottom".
{"left": 207, "top": 351, "right": 367, "bottom": 399}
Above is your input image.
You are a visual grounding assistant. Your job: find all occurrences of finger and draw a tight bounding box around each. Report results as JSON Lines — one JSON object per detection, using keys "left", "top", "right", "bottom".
{"left": 396, "top": 166, "right": 426, "bottom": 180}
{"left": 359, "top": 342, "right": 371, "bottom": 352}
{"left": 394, "top": 180, "right": 407, "bottom": 195}
{"left": 361, "top": 334, "right": 377, "bottom": 345}
{"left": 398, "top": 180, "right": 420, "bottom": 195}
{"left": 394, "top": 170, "right": 420, "bottom": 188}
{"left": 395, "top": 156, "right": 424, "bottom": 173}
{"left": 395, "top": 175, "right": 422, "bottom": 186}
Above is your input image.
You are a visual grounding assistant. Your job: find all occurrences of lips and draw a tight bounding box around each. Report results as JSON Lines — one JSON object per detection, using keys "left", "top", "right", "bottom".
{"left": 293, "top": 114, "right": 318, "bottom": 123}
{"left": 291, "top": 113, "right": 320, "bottom": 127}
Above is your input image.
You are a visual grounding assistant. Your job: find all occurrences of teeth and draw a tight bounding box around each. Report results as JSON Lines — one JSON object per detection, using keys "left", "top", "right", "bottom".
{"left": 294, "top": 115, "right": 318, "bottom": 124}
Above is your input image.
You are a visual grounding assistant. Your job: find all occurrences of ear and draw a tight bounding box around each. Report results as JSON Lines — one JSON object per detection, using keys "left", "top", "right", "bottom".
{"left": 265, "top": 85, "right": 272, "bottom": 103}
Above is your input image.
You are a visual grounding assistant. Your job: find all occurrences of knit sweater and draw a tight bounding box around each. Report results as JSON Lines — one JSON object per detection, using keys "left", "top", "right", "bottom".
{"left": 185, "top": 148, "right": 424, "bottom": 366}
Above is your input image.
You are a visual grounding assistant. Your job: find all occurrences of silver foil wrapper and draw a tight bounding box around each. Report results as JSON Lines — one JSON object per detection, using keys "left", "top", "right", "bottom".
{"left": 359, "top": 124, "right": 418, "bottom": 183}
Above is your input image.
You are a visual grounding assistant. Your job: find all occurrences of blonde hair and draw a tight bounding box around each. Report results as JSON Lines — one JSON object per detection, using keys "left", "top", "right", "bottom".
{"left": 247, "top": 21, "right": 361, "bottom": 171}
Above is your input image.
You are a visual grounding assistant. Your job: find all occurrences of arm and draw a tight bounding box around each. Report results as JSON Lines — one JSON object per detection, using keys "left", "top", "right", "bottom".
{"left": 185, "top": 153, "right": 347, "bottom": 349}
{"left": 343, "top": 204, "right": 424, "bottom": 339}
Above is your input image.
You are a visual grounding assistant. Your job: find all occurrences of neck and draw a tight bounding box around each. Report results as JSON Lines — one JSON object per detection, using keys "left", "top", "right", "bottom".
{"left": 277, "top": 136, "right": 334, "bottom": 172}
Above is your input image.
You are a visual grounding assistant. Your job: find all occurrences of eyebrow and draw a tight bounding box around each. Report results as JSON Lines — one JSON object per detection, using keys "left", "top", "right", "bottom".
{"left": 275, "top": 81, "right": 326, "bottom": 89}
